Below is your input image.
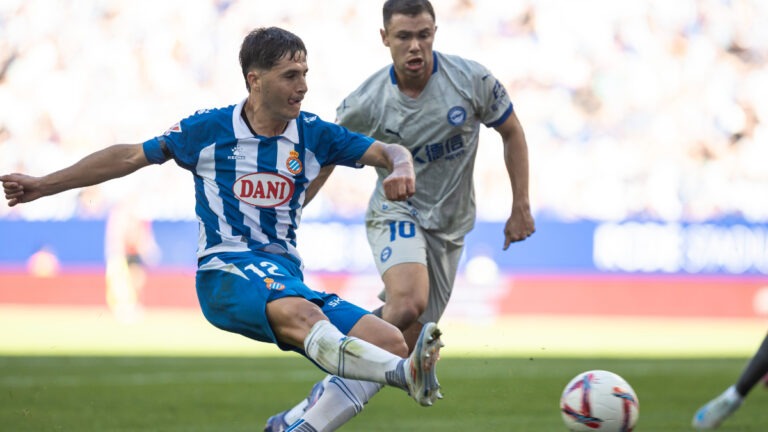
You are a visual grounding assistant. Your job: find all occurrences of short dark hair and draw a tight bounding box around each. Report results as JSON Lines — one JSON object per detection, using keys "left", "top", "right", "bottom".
{"left": 382, "top": 0, "right": 435, "bottom": 28}
{"left": 239, "top": 27, "right": 307, "bottom": 91}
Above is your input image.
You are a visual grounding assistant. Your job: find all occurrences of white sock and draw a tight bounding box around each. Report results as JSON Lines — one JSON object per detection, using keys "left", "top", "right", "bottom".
{"left": 303, "top": 320, "right": 405, "bottom": 387}
{"left": 282, "top": 396, "right": 311, "bottom": 426}
{"left": 282, "top": 375, "right": 331, "bottom": 426}
{"left": 291, "top": 376, "right": 382, "bottom": 432}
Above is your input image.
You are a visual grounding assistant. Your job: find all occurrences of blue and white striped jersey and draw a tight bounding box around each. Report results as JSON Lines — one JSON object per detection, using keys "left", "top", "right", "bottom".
{"left": 143, "top": 98, "right": 374, "bottom": 265}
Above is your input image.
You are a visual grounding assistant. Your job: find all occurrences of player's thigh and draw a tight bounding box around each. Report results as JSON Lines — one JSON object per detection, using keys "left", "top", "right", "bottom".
{"left": 382, "top": 262, "right": 429, "bottom": 305}
{"left": 418, "top": 232, "right": 465, "bottom": 323}
{"left": 367, "top": 217, "right": 429, "bottom": 292}
{"left": 195, "top": 252, "right": 323, "bottom": 348}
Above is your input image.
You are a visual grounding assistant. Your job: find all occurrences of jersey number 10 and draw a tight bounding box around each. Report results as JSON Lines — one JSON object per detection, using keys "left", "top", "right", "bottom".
{"left": 389, "top": 221, "right": 416, "bottom": 242}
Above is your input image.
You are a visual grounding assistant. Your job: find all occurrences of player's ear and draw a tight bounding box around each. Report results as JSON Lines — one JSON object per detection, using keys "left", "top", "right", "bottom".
{"left": 380, "top": 28, "right": 390, "bottom": 47}
{"left": 247, "top": 70, "right": 261, "bottom": 93}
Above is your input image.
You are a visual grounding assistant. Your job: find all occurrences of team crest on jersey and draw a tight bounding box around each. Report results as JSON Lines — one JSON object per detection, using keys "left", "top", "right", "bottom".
{"left": 162, "top": 122, "right": 182, "bottom": 136}
{"left": 234, "top": 172, "right": 295, "bottom": 207}
{"left": 447, "top": 106, "right": 467, "bottom": 126}
{"left": 286, "top": 150, "right": 303, "bottom": 175}
{"left": 264, "top": 277, "right": 285, "bottom": 291}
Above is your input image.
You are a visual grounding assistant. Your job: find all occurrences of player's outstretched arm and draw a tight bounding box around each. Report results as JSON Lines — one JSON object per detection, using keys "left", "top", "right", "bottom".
{"left": 358, "top": 141, "right": 415, "bottom": 201}
{"left": 496, "top": 111, "right": 535, "bottom": 250}
{"left": 1, "top": 143, "right": 150, "bottom": 207}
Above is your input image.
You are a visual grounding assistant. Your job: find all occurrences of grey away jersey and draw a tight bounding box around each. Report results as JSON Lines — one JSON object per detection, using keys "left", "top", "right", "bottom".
{"left": 336, "top": 51, "right": 513, "bottom": 239}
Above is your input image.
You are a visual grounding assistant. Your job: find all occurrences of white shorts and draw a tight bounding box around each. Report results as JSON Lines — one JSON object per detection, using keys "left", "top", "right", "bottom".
{"left": 366, "top": 212, "right": 464, "bottom": 323}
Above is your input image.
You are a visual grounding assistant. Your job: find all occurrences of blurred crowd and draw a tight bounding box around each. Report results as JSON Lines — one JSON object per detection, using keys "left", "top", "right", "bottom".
{"left": 1, "top": 0, "right": 766, "bottom": 223}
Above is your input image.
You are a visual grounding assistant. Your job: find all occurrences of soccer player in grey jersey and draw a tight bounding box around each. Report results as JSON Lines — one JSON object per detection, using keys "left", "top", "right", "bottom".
{"left": 266, "top": 1, "right": 534, "bottom": 431}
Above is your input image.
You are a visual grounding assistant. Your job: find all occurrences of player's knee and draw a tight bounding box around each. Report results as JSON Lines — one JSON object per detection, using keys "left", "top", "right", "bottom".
{"left": 386, "top": 300, "right": 424, "bottom": 330}
{"left": 291, "top": 306, "right": 328, "bottom": 337}
{"left": 267, "top": 297, "right": 327, "bottom": 347}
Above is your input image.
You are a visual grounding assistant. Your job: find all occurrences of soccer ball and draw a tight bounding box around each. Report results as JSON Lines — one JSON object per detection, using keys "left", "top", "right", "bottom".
{"left": 560, "top": 370, "right": 639, "bottom": 432}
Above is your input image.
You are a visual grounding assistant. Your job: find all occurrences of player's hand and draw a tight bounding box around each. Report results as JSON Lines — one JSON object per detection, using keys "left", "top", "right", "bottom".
{"left": 382, "top": 162, "right": 415, "bottom": 201}
{"left": 1, "top": 173, "right": 44, "bottom": 207}
{"left": 503, "top": 206, "right": 535, "bottom": 250}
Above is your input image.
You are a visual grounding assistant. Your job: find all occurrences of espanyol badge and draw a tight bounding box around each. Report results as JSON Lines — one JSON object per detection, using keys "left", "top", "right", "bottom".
{"left": 286, "top": 150, "right": 303, "bottom": 175}
{"left": 264, "top": 277, "right": 285, "bottom": 291}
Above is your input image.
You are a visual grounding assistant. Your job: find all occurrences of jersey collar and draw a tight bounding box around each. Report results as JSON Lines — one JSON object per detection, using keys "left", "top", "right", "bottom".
{"left": 281, "top": 118, "right": 299, "bottom": 144}
{"left": 234, "top": 98, "right": 299, "bottom": 144}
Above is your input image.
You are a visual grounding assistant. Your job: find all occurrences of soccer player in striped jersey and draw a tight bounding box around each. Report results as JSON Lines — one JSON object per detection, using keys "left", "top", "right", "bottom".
{"left": 267, "top": 0, "right": 534, "bottom": 430}
{"left": 1, "top": 26, "right": 444, "bottom": 428}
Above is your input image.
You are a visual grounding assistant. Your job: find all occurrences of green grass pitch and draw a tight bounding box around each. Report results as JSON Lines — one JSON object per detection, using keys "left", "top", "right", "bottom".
{"left": 2, "top": 355, "right": 767, "bottom": 431}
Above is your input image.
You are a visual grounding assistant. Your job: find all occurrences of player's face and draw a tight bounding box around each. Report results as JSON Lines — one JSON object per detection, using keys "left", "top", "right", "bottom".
{"left": 381, "top": 11, "right": 436, "bottom": 83}
{"left": 249, "top": 52, "right": 308, "bottom": 123}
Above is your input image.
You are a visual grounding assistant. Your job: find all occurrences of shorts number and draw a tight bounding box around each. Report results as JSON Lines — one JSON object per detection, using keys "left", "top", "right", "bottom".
{"left": 388, "top": 221, "right": 415, "bottom": 242}
{"left": 245, "top": 262, "right": 284, "bottom": 278}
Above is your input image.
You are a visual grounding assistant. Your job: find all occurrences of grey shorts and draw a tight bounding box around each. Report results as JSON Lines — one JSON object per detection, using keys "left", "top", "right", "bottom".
{"left": 366, "top": 213, "right": 464, "bottom": 323}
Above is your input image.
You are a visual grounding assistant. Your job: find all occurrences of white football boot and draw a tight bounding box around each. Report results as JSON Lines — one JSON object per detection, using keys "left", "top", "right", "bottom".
{"left": 692, "top": 385, "right": 743, "bottom": 430}
{"left": 404, "top": 322, "right": 444, "bottom": 406}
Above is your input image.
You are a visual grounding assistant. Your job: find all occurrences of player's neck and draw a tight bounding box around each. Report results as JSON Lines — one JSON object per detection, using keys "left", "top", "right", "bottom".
{"left": 396, "top": 70, "right": 431, "bottom": 99}
{"left": 243, "top": 101, "right": 288, "bottom": 137}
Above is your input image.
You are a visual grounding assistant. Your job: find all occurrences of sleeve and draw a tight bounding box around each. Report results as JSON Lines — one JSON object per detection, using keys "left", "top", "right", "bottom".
{"left": 473, "top": 65, "right": 514, "bottom": 128}
{"left": 311, "top": 117, "right": 375, "bottom": 167}
{"left": 335, "top": 92, "right": 374, "bottom": 136}
{"left": 141, "top": 113, "right": 205, "bottom": 169}
{"left": 142, "top": 136, "right": 172, "bottom": 165}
